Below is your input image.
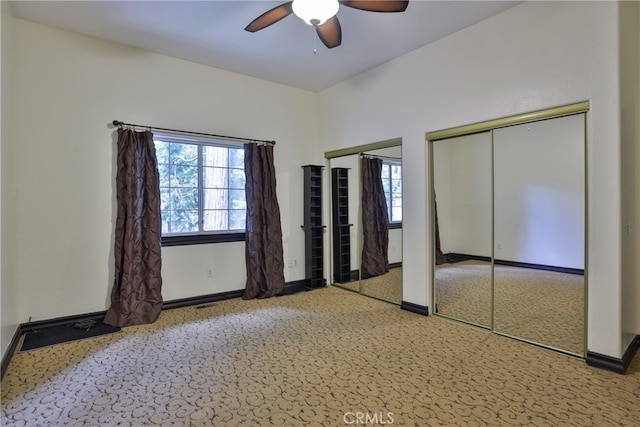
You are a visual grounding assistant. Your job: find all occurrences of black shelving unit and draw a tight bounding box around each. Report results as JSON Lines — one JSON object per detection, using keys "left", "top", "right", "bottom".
{"left": 331, "top": 167, "right": 352, "bottom": 283}
{"left": 302, "top": 165, "right": 326, "bottom": 289}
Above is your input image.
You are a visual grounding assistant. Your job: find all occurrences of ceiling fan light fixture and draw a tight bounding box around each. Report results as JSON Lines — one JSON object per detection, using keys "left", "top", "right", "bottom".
{"left": 292, "top": 0, "right": 340, "bottom": 26}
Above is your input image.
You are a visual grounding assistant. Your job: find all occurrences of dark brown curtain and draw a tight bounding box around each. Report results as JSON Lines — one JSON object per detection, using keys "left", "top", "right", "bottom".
{"left": 104, "top": 129, "right": 163, "bottom": 327}
{"left": 360, "top": 157, "right": 389, "bottom": 278}
{"left": 243, "top": 143, "right": 285, "bottom": 299}
{"left": 434, "top": 194, "right": 448, "bottom": 265}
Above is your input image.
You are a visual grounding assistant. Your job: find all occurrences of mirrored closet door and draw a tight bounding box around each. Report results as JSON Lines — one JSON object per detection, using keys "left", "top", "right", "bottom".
{"left": 359, "top": 146, "right": 403, "bottom": 304}
{"left": 429, "top": 103, "right": 587, "bottom": 356}
{"left": 328, "top": 154, "right": 360, "bottom": 294}
{"left": 432, "top": 132, "right": 492, "bottom": 328}
{"left": 326, "top": 140, "right": 403, "bottom": 305}
{"left": 493, "top": 114, "right": 585, "bottom": 355}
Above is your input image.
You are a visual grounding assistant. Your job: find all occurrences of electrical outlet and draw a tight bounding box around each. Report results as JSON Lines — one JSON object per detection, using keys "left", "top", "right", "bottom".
{"left": 206, "top": 268, "right": 213, "bottom": 278}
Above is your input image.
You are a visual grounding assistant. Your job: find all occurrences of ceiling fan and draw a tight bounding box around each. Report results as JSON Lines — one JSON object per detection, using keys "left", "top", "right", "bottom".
{"left": 245, "top": 0, "right": 409, "bottom": 49}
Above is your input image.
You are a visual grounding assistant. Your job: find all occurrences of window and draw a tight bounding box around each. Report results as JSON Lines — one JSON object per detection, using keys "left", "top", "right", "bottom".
{"left": 155, "top": 136, "right": 246, "bottom": 245}
{"left": 381, "top": 161, "right": 402, "bottom": 224}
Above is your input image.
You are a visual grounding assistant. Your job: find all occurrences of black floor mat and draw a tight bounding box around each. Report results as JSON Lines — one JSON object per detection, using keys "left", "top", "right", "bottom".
{"left": 20, "top": 319, "right": 121, "bottom": 351}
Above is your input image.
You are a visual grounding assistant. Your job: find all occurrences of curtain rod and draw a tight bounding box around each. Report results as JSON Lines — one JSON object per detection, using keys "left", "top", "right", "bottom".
{"left": 112, "top": 120, "right": 275, "bottom": 145}
{"left": 360, "top": 153, "right": 401, "bottom": 161}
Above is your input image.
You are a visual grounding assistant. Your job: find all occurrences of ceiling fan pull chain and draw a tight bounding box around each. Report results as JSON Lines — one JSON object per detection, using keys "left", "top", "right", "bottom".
{"left": 313, "top": 30, "right": 318, "bottom": 55}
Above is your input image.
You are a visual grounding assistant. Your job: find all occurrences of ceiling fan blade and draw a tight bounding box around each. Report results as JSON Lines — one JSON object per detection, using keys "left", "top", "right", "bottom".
{"left": 245, "top": 2, "right": 294, "bottom": 32}
{"left": 339, "top": 1, "right": 409, "bottom": 13}
{"left": 316, "top": 16, "right": 342, "bottom": 49}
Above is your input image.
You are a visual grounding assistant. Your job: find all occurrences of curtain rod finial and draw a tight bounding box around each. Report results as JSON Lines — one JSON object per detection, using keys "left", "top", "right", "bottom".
{"left": 112, "top": 120, "right": 122, "bottom": 126}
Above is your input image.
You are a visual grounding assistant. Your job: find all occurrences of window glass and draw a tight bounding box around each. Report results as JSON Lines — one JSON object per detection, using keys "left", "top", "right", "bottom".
{"left": 382, "top": 161, "right": 402, "bottom": 223}
{"left": 155, "top": 136, "right": 246, "bottom": 238}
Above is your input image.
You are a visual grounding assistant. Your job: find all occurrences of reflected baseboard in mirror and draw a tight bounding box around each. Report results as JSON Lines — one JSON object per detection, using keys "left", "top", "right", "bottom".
{"left": 332, "top": 270, "right": 360, "bottom": 293}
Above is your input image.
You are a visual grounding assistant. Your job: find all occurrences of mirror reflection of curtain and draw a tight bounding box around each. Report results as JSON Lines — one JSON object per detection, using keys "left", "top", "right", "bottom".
{"left": 434, "top": 194, "right": 447, "bottom": 265}
{"left": 360, "top": 156, "right": 389, "bottom": 278}
{"left": 243, "top": 143, "right": 285, "bottom": 299}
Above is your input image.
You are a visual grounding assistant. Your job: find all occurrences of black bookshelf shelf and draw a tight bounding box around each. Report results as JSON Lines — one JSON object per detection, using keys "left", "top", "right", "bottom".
{"left": 302, "top": 165, "right": 326, "bottom": 289}
{"left": 331, "top": 167, "right": 352, "bottom": 284}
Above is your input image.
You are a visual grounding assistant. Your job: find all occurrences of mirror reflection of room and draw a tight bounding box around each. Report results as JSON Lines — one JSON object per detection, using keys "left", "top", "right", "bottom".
{"left": 359, "top": 146, "right": 402, "bottom": 305}
{"left": 492, "top": 114, "right": 585, "bottom": 356}
{"left": 329, "top": 154, "right": 360, "bottom": 293}
{"left": 432, "top": 132, "right": 492, "bottom": 328}
{"left": 431, "top": 110, "right": 586, "bottom": 357}
{"left": 327, "top": 143, "right": 402, "bottom": 305}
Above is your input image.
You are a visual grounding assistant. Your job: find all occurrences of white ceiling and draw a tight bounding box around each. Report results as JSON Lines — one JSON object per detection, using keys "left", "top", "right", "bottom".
{"left": 9, "top": 1, "right": 521, "bottom": 92}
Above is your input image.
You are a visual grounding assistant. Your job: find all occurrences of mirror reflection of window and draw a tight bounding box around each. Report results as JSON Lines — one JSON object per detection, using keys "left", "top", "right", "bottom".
{"left": 359, "top": 147, "right": 403, "bottom": 305}
{"left": 325, "top": 141, "right": 403, "bottom": 306}
{"left": 382, "top": 161, "right": 402, "bottom": 223}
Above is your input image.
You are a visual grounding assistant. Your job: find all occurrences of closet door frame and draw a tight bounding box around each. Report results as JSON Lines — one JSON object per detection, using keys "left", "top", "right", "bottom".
{"left": 426, "top": 101, "right": 589, "bottom": 357}
{"left": 325, "top": 138, "right": 403, "bottom": 297}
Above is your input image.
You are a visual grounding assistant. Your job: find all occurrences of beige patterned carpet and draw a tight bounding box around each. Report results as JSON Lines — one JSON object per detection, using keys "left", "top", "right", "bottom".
{"left": 435, "top": 260, "right": 585, "bottom": 355}
{"left": 2, "top": 286, "right": 639, "bottom": 426}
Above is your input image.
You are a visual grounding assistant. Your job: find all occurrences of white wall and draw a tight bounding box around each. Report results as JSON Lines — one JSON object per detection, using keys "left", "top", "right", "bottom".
{"left": 433, "top": 133, "right": 492, "bottom": 258}
{"left": 0, "top": 2, "right": 3, "bottom": 356}
{"left": 4, "top": 18, "right": 319, "bottom": 325}
{"left": 494, "top": 114, "right": 585, "bottom": 269}
{"left": 388, "top": 229, "right": 402, "bottom": 265}
{"left": 1, "top": 2, "right": 19, "bottom": 359}
{"left": 432, "top": 142, "right": 452, "bottom": 255}
{"left": 619, "top": 1, "right": 640, "bottom": 352}
{"left": 318, "top": 2, "right": 623, "bottom": 357}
